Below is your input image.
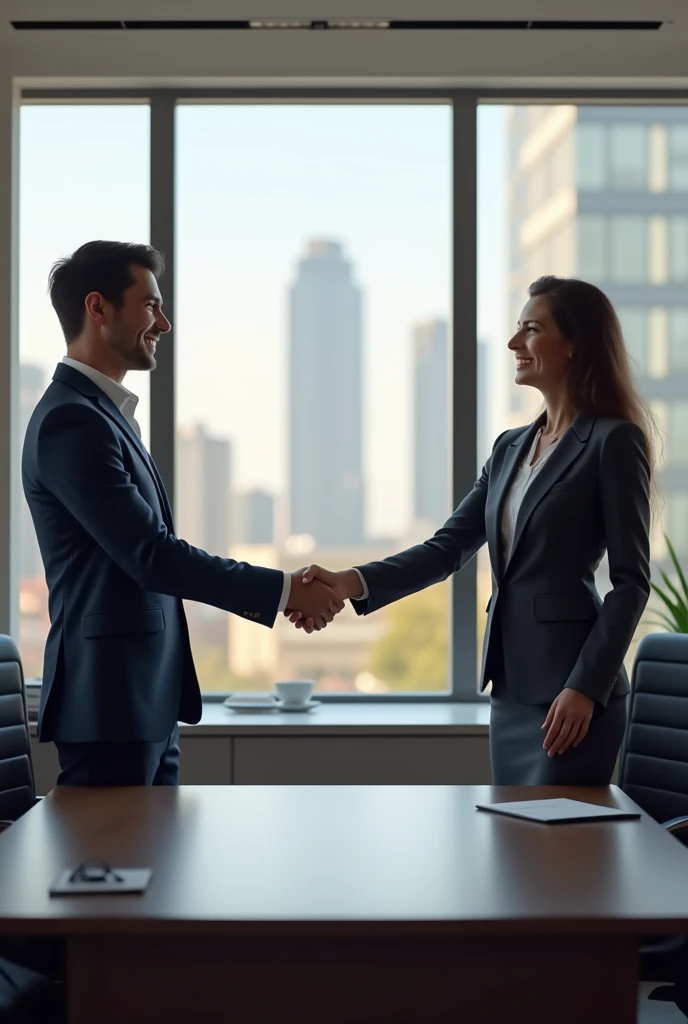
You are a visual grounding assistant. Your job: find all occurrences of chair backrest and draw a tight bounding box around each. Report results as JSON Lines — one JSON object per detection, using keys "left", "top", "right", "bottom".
{"left": 620, "top": 633, "right": 688, "bottom": 823}
{"left": 0, "top": 635, "right": 35, "bottom": 821}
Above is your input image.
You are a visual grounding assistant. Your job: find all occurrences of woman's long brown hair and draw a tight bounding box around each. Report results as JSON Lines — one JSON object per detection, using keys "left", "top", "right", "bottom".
{"left": 528, "top": 275, "right": 659, "bottom": 487}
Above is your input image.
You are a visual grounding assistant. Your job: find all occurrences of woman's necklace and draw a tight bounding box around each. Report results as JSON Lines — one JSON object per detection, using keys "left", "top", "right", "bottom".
{"left": 542, "top": 422, "right": 569, "bottom": 444}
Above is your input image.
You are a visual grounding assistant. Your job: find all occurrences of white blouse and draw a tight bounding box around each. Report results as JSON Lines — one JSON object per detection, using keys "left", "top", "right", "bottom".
{"left": 500, "top": 428, "right": 560, "bottom": 566}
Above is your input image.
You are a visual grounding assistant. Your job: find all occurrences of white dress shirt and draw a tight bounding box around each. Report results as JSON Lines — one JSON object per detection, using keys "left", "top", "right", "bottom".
{"left": 62, "top": 356, "right": 142, "bottom": 435}
{"left": 61, "top": 357, "right": 292, "bottom": 613}
{"left": 500, "top": 428, "right": 560, "bottom": 565}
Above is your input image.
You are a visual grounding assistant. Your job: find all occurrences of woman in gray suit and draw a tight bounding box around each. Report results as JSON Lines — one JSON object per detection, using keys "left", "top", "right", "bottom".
{"left": 289, "top": 276, "right": 655, "bottom": 785}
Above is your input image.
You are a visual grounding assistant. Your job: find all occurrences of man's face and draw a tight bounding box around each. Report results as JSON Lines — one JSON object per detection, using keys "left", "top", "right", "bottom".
{"left": 105, "top": 265, "right": 171, "bottom": 372}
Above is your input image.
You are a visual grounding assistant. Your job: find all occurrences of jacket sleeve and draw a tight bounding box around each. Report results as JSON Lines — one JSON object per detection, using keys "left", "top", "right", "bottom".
{"left": 565, "top": 422, "right": 651, "bottom": 705}
{"left": 351, "top": 457, "right": 493, "bottom": 616}
{"left": 36, "top": 404, "right": 284, "bottom": 625}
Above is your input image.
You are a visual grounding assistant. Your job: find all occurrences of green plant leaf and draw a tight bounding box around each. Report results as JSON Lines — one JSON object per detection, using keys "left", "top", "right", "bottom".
{"left": 650, "top": 581, "right": 683, "bottom": 620}
{"left": 657, "top": 569, "right": 686, "bottom": 610}
{"left": 647, "top": 606, "right": 680, "bottom": 630}
{"left": 655, "top": 572, "right": 688, "bottom": 631}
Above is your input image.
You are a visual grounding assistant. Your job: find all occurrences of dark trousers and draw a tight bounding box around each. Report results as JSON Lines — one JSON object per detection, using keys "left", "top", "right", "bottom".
{"left": 55, "top": 725, "right": 180, "bottom": 786}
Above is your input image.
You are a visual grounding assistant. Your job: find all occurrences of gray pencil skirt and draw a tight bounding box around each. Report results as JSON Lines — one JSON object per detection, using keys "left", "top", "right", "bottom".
{"left": 489, "top": 677, "right": 628, "bottom": 786}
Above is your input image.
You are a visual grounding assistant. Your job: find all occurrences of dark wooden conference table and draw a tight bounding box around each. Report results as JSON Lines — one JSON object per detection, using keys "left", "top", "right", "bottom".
{"left": 0, "top": 784, "right": 687, "bottom": 1023}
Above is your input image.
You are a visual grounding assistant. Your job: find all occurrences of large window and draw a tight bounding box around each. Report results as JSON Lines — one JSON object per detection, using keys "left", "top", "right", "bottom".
{"left": 18, "top": 104, "right": 150, "bottom": 678}
{"left": 175, "top": 104, "right": 452, "bottom": 695}
{"left": 12, "top": 93, "right": 688, "bottom": 699}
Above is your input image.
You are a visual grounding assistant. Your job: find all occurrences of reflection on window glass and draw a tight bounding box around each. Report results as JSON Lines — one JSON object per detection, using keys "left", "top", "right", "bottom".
{"left": 610, "top": 124, "right": 647, "bottom": 190}
{"left": 576, "top": 123, "right": 607, "bottom": 190}
{"left": 618, "top": 308, "right": 648, "bottom": 375}
{"left": 478, "top": 103, "right": 688, "bottom": 687}
{"left": 577, "top": 216, "right": 607, "bottom": 279}
{"left": 670, "top": 217, "right": 688, "bottom": 281}
{"left": 175, "top": 104, "right": 452, "bottom": 695}
{"left": 669, "top": 311, "right": 688, "bottom": 372}
{"left": 19, "top": 104, "right": 150, "bottom": 679}
{"left": 670, "top": 126, "right": 688, "bottom": 191}
{"left": 611, "top": 216, "right": 647, "bottom": 282}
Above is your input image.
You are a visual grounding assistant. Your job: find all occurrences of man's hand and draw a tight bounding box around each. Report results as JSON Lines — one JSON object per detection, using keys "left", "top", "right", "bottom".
{"left": 542, "top": 689, "right": 595, "bottom": 757}
{"left": 284, "top": 565, "right": 363, "bottom": 634}
{"left": 285, "top": 571, "right": 345, "bottom": 631}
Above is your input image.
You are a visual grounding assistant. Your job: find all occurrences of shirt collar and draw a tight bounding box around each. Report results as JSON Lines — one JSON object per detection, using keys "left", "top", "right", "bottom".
{"left": 526, "top": 427, "right": 558, "bottom": 466}
{"left": 61, "top": 356, "right": 139, "bottom": 417}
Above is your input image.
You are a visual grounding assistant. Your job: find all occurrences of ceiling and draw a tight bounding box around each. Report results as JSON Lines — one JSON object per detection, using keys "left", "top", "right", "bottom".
{"left": 3, "top": 0, "right": 688, "bottom": 89}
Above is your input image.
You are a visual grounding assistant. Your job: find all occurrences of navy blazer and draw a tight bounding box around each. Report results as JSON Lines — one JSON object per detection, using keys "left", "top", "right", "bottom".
{"left": 353, "top": 413, "right": 651, "bottom": 707}
{"left": 22, "top": 363, "right": 283, "bottom": 743}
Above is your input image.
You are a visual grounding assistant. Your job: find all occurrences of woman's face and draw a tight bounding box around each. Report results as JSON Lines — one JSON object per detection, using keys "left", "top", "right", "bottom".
{"left": 508, "top": 295, "right": 573, "bottom": 392}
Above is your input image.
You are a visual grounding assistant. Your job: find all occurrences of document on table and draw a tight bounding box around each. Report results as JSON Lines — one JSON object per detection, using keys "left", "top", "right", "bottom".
{"left": 475, "top": 798, "right": 641, "bottom": 824}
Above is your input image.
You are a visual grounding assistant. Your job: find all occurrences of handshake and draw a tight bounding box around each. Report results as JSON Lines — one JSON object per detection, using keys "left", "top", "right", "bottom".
{"left": 284, "top": 565, "right": 364, "bottom": 633}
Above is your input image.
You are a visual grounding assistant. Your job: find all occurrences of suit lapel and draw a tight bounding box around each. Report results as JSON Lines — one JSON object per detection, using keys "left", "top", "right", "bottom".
{"left": 52, "top": 363, "right": 174, "bottom": 530}
{"left": 487, "top": 417, "right": 543, "bottom": 579}
{"left": 95, "top": 396, "right": 175, "bottom": 530}
{"left": 506, "top": 412, "right": 595, "bottom": 572}
{"left": 143, "top": 447, "right": 175, "bottom": 529}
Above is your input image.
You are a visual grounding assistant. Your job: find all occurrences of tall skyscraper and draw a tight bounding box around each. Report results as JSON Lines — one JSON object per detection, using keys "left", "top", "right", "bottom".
{"left": 20, "top": 364, "right": 45, "bottom": 578}
{"left": 288, "top": 240, "right": 364, "bottom": 546}
{"left": 508, "top": 105, "right": 688, "bottom": 561}
{"left": 235, "top": 488, "right": 275, "bottom": 545}
{"left": 176, "top": 424, "right": 232, "bottom": 556}
{"left": 413, "top": 319, "right": 449, "bottom": 526}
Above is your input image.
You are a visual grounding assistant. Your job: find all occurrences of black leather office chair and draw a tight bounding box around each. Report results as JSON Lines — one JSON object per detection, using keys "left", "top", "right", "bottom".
{"left": 0, "top": 635, "right": 36, "bottom": 831}
{"left": 619, "top": 633, "right": 688, "bottom": 1018}
{"left": 620, "top": 632, "right": 688, "bottom": 825}
{"left": 0, "top": 636, "right": 63, "bottom": 1023}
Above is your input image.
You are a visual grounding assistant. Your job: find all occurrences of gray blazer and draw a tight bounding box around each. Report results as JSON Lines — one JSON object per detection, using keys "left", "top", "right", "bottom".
{"left": 353, "top": 413, "right": 651, "bottom": 707}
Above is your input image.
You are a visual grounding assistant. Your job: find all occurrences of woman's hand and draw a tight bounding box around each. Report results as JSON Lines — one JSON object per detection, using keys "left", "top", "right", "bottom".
{"left": 542, "top": 689, "right": 595, "bottom": 757}
{"left": 284, "top": 566, "right": 363, "bottom": 634}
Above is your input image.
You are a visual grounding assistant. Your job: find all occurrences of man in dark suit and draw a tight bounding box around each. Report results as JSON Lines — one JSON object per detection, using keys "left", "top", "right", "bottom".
{"left": 22, "top": 240, "right": 342, "bottom": 786}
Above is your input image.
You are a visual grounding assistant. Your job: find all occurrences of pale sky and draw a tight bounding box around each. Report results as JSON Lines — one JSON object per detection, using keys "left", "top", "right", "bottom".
{"left": 19, "top": 102, "right": 505, "bottom": 540}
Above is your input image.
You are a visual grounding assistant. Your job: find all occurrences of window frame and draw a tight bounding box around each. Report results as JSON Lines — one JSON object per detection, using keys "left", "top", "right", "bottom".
{"left": 7, "top": 86, "right": 688, "bottom": 703}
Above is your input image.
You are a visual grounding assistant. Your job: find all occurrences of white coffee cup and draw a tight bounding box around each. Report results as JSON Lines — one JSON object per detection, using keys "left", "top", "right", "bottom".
{"left": 274, "top": 680, "right": 314, "bottom": 707}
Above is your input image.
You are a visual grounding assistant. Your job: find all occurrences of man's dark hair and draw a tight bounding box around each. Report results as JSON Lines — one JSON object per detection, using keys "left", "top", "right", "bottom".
{"left": 48, "top": 240, "right": 165, "bottom": 344}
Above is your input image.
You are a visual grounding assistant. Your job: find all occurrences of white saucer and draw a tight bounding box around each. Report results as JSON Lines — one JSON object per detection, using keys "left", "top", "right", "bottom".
{"left": 276, "top": 699, "right": 321, "bottom": 713}
{"left": 224, "top": 700, "right": 278, "bottom": 713}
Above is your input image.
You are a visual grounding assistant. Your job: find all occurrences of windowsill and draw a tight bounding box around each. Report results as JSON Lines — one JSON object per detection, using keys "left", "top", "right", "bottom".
{"left": 178, "top": 701, "right": 491, "bottom": 736}
{"left": 29, "top": 702, "right": 491, "bottom": 738}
